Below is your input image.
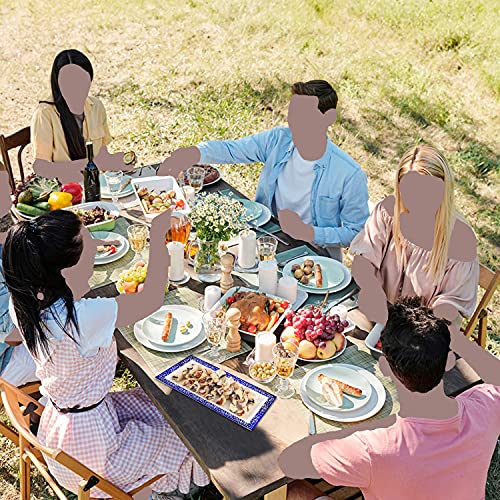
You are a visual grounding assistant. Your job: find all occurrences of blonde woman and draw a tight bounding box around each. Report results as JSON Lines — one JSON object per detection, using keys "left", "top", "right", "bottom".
{"left": 350, "top": 144, "right": 478, "bottom": 327}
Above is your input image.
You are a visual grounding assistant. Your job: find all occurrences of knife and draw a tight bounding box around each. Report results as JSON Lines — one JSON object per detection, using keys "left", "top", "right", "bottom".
{"left": 323, "top": 287, "right": 360, "bottom": 313}
{"left": 247, "top": 221, "right": 290, "bottom": 246}
{"left": 309, "top": 411, "right": 317, "bottom": 435}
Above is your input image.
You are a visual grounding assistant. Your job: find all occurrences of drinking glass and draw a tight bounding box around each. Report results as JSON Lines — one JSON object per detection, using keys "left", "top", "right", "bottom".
{"left": 104, "top": 171, "right": 123, "bottom": 206}
{"left": 165, "top": 214, "right": 192, "bottom": 248}
{"left": 202, "top": 312, "right": 226, "bottom": 360}
{"left": 273, "top": 342, "right": 299, "bottom": 399}
{"left": 257, "top": 236, "right": 278, "bottom": 261}
{"left": 187, "top": 166, "right": 205, "bottom": 196}
{"left": 127, "top": 224, "right": 149, "bottom": 262}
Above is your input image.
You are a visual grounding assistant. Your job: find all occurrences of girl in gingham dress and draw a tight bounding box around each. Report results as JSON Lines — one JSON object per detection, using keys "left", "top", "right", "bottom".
{"left": 2, "top": 209, "right": 210, "bottom": 499}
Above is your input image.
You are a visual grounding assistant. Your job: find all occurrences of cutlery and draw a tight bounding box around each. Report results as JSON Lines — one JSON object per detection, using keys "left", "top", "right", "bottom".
{"left": 318, "top": 291, "right": 330, "bottom": 311}
{"left": 277, "top": 251, "right": 310, "bottom": 268}
{"left": 247, "top": 222, "right": 290, "bottom": 246}
{"left": 323, "top": 287, "right": 360, "bottom": 313}
{"left": 308, "top": 411, "right": 317, "bottom": 435}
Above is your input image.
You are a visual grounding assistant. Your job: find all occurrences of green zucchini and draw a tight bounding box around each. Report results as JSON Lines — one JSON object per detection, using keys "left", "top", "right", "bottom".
{"left": 16, "top": 203, "right": 47, "bottom": 217}
{"left": 33, "top": 202, "right": 50, "bottom": 211}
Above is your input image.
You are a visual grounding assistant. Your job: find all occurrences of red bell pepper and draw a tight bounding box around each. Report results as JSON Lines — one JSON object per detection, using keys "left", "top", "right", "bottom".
{"left": 61, "top": 182, "right": 83, "bottom": 204}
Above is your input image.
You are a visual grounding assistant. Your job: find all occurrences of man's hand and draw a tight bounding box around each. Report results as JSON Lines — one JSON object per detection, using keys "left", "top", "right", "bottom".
{"left": 157, "top": 146, "right": 201, "bottom": 178}
{"left": 33, "top": 158, "right": 86, "bottom": 184}
{"left": 94, "top": 146, "right": 128, "bottom": 172}
{"left": 279, "top": 209, "right": 314, "bottom": 242}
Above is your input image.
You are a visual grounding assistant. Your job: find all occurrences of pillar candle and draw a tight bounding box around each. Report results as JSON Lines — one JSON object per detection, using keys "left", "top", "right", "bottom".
{"left": 204, "top": 285, "right": 221, "bottom": 311}
{"left": 258, "top": 259, "right": 278, "bottom": 296}
{"left": 167, "top": 241, "right": 185, "bottom": 281}
{"left": 277, "top": 275, "right": 298, "bottom": 303}
{"left": 255, "top": 332, "right": 276, "bottom": 362}
{"left": 238, "top": 229, "right": 257, "bottom": 269}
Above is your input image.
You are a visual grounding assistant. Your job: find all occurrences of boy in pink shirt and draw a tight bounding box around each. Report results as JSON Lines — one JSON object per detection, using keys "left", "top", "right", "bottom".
{"left": 280, "top": 297, "right": 500, "bottom": 500}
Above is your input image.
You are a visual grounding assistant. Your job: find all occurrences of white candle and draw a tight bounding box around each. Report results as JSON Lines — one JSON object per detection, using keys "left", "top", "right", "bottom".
{"left": 167, "top": 241, "right": 185, "bottom": 281}
{"left": 277, "top": 275, "right": 298, "bottom": 303}
{"left": 238, "top": 229, "right": 257, "bottom": 269}
{"left": 204, "top": 285, "right": 221, "bottom": 311}
{"left": 258, "top": 259, "right": 278, "bottom": 295}
{"left": 183, "top": 186, "right": 195, "bottom": 204}
{"left": 255, "top": 332, "right": 276, "bottom": 362}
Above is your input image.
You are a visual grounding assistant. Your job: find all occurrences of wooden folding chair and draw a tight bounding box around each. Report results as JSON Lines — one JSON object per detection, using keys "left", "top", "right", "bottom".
{"left": 0, "top": 379, "right": 163, "bottom": 500}
{"left": 0, "top": 379, "right": 41, "bottom": 446}
{"left": 0, "top": 126, "right": 30, "bottom": 193}
{"left": 463, "top": 264, "right": 499, "bottom": 349}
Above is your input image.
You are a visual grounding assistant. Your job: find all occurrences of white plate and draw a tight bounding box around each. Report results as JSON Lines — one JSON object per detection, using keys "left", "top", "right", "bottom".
{"left": 283, "top": 256, "right": 345, "bottom": 291}
{"left": 92, "top": 231, "right": 130, "bottom": 265}
{"left": 302, "top": 365, "right": 372, "bottom": 412}
{"left": 284, "top": 258, "right": 352, "bottom": 295}
{"left": 226, "top": 202, "right": 272, "bottom": 247}
{"left": 100, "top": 174, "right": 134, "bottom": 199}
{"left": 140, "top": 305, "right": 203, "bottom": 348}
{"left": 180, "top": 165, "right": 222, "bottom": 187}
{"left": 131, "top": 176, "right": 191, "bottom": 220}
{"left": 300, "top": 363, "right": 386, "bottom": 422}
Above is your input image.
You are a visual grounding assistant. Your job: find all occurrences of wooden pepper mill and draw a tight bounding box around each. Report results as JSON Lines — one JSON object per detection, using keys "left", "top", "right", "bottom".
{"left": 220, "top": 252, "right": 235, "bottom": 294}
{"left": 225, "top": 308, "right": 241, "bottom": 353}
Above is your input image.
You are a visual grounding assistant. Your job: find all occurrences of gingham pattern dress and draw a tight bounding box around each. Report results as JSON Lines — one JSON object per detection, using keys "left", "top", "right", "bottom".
{"left": 20, "top": 299, "right": 210, "bottom": 498}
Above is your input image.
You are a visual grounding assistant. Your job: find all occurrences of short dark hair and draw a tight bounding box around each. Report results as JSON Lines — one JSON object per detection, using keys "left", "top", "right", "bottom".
{"left": 291, "top": 80, "right": 338, "bottom": 113}
{"left": 381, "top": 296, "right": 451, "bottom": 393}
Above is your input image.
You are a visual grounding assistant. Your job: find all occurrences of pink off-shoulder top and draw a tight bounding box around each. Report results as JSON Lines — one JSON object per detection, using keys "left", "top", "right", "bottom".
{"left": 349, "top": 198, "right": 479, "bottom": 318}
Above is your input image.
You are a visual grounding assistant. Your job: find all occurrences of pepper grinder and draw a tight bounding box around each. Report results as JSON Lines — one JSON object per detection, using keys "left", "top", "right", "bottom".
{"left": 220, "top": 253, "right": 235, "bottom": 294}
{"left": 225, "top": 308, "right": 241, "bottom": 353}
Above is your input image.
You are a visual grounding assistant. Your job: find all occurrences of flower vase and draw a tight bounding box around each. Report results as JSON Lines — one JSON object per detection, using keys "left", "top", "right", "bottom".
{"left": 189, "top": 239, "right": 221, "bottom": 283}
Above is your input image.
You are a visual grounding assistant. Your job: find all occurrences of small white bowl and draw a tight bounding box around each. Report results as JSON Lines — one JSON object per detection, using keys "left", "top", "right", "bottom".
{"left": 365, "top": 323, "right": 384, "bottom": 359}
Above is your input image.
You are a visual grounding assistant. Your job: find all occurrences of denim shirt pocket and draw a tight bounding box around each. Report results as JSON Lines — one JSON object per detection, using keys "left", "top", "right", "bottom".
{"left": 316, "top": 195, "right": 341, "bottom": 227}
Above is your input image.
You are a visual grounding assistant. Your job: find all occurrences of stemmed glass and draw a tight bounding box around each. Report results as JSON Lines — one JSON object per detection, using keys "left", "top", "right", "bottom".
{"left": 273, "top": 342, "right": 299, "bottom": 399}
{"left": 127, "top": 224, "right": 149, "bottom": 263}
{"left": 202, "top": 312, "right": 226, "bottom": 360}
{"left": 187, "top": 166, "right": 205, "bottom": 204}
{"left": 104, "top": 171, "right": 124, "bottom": 207}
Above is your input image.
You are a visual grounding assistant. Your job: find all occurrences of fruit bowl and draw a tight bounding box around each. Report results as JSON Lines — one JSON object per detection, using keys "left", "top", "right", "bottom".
{"left": 281, "top": 305, "right": 353, "bottom": 362}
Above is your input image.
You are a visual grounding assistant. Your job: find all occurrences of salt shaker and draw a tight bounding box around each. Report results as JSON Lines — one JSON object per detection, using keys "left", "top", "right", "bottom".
{"left": 225, "top": 308, "right": 241, "bottom": 353}
{"left": 220, "top": 253, "right": 235, "bottom": 294}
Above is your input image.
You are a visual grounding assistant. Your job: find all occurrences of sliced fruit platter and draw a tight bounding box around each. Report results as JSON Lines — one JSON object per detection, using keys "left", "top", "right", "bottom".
{"left": 281, "top": 305, "right": 355, "bottom": 362}
{"left": 12, "top": 175, "right": 84, "bottom": 219}
{"left": 209, "top": 286, "right": 296, "bottom": 342}
{"left": 116, "top": 261, "right": 169, "bottom": 295}
{"left": 179, "top": 164, "right": 221, "bottom": 186}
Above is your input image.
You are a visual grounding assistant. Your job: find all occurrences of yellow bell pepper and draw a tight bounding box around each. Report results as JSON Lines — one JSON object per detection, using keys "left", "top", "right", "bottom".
{"left": 48, "top": 191, "right": 73, "bottom": 210}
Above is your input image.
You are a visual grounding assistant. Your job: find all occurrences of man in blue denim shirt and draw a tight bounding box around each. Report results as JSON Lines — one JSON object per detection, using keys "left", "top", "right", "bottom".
{"left": 158, "top": 80, "right": 369, "bottom": 261}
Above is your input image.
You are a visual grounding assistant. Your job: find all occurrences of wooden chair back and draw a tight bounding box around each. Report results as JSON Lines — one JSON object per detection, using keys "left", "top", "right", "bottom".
{"left": 0, "top": 127, "right": 30, "bottom": 193}
{"left": 0, "top": 379, "right": 163, "bottom": 499}
{"left": 463, "top": 264, "right": 499, "bottom": 348}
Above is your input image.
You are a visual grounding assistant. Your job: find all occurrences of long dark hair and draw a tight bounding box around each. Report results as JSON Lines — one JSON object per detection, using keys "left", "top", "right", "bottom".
{"left": 2, "top": 211, "right": 84, "bottom": 357}
{"left": 40, "top": 49, "right": 94, "bottom": 161}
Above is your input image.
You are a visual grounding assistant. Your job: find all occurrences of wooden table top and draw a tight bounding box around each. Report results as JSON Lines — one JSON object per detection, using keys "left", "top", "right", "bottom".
{"left": 86, "top": 171, "right": 481, "bottom": 500}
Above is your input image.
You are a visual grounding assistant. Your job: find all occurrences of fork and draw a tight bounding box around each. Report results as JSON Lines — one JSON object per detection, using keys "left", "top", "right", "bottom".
{"left": 277, "top": 251, "right": 310, "bottom": 268}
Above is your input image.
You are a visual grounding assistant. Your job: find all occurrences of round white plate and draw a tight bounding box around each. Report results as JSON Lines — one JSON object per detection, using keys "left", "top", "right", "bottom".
{"left": 100, "top": 174, "right": 134, "bottom": 199}
{"left": 302, "top": 365, "right": 372, "bottom": 412}
{"left": 283, "top": 256, "right": 344, "bottom": 291}
{"left": 92, "top": 231, "right": 130, "bottom": 265}
{"left": 203, "top": 166, "right": 222, "bottom": 187}
{"left": 300, "top": 363, "right": 386, "bottom": 422}
{"left": 137, "top": 305, "right": 204, "bottom": 350}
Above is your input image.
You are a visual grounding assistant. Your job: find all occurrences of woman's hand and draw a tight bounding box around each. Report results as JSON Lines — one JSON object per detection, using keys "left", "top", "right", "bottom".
{"left": 94, "top": 146, "right": 129, "bottom": 172}
{"left": 157, "top": 146, "right": 201, "bottom": 178}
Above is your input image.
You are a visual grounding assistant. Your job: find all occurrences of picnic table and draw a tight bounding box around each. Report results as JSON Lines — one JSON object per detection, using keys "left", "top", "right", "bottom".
{"left": 84, "top": 165, "right": 481, "bottom": 500}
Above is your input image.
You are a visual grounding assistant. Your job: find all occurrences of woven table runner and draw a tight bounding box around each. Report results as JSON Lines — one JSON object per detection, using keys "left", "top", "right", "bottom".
{"left": 118, "top": 287, "right": 252, "bottom": 376}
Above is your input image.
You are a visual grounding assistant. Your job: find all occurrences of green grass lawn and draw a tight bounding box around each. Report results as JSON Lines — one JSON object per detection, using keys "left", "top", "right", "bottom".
{"left": 0, "top": 0, "right": 498, "bottom": 498}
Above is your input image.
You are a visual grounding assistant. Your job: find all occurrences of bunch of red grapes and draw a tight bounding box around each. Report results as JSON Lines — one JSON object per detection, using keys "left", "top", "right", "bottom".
{"left": 284, "top": 306, "right": 350, "bottom": 347}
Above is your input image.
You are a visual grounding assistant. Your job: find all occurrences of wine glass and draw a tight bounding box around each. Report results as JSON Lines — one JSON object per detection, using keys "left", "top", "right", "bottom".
{"left": 187, "top": 166, "right": 205, "bottom": 203}
{"left": 127, "top": 224, "right": 149, "bottom": 262}
{"left": 104, "top": 171, "right": 124, "bottom": 207}
{"left": 257, "top": 236, "right": 278, "bottom": 261}
{"left": 272, "top": 341, "right": 299, "bottom": 399}
{"left": 202, "top": 312, "right": 226, "bottom": 360}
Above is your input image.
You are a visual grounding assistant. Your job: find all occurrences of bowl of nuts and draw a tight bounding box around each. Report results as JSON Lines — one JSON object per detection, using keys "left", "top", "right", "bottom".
{"left": 245, "top": 350, "right": 276, "bottom": 384}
